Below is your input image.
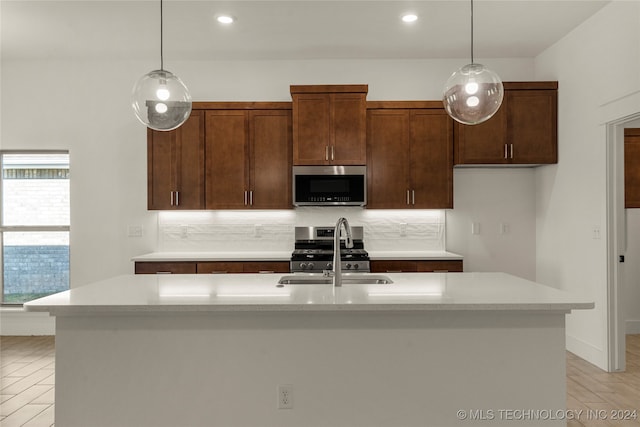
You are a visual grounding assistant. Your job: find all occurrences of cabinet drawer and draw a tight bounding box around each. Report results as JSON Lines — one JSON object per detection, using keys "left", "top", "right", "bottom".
{"left": 196, "top": 262, "right": 244, "bottom": 274}
{"left": 196, "top": 261, "right": 290, "bottom": 274}
{"left": 134, "top": 262, "right": 197, "bottom": 274}
{"left": 370, "top": 260, "right": 463, "bottom": 273}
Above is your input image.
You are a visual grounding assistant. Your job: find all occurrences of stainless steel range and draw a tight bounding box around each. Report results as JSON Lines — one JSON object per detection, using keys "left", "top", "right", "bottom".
{"left": 290, "top": 226, "right": 370, "bottom": 273}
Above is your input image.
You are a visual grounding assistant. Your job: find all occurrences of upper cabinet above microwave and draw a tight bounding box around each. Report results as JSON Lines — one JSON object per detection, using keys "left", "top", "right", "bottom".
{"left": 291, "top": 85, "right": 368, "bottom": 166}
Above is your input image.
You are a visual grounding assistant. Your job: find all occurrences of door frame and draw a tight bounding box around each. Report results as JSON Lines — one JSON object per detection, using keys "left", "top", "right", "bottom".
{"left": 605, "top": 110, "right": 640, "bottom": 372}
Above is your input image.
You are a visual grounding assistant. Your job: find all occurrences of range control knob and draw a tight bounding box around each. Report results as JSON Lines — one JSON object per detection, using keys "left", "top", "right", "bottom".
{"left": 326, "top": 262, "right": 333, "bottom": 270}
{"left": 307, "top": 263, "right": 315, "bottom": 270}
{"left": 346, "top": 263, "right": 352, "bottom": 270}
{"left": 353, "top": 263, "right": 360, "bottom": 270}
{"left": 300, "top": 262, "right": 307, "bottom": 270}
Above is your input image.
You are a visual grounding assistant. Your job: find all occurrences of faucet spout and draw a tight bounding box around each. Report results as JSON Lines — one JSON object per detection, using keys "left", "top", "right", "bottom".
{"left": 333, "top": 217, "right": 353, "bottom": 287}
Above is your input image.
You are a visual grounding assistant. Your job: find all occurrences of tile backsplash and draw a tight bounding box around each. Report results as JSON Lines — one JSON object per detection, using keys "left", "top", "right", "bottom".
{"left": 157, "top": 208, "right": 445, "bottom": 253}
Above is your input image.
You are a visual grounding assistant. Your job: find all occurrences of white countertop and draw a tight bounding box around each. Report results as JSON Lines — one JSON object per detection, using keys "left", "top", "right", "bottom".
{"left": 24, "top": 272, "right": 593, "bottom": 315}
{"left": 131, "top": 250, "right": 462, "bottom": 262}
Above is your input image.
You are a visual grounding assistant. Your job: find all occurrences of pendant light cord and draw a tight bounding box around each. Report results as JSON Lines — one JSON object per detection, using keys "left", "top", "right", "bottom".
{"left": 160, "top": 0, "right": 164, "bottom": 71}
{"left": 470, "top": 0, "right": 474, "bottom": 64}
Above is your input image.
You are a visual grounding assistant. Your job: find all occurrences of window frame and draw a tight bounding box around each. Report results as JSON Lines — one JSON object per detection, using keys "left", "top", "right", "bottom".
{"left": 0, "top": 150, "right": 71, "bottom": 306}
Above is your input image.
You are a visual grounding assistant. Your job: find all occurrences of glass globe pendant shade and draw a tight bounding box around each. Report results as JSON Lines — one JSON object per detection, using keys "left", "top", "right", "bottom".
{"left": 132, "top": 69, "right": 192, "bottom": 131}
{"left": 442, "top": 63, "right": 504, "bottom": 125}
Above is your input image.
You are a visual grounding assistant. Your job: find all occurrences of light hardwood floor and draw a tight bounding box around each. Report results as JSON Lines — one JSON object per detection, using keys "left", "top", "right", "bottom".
{"left": 1, "top": 335, "right": 639, "bottom": 427}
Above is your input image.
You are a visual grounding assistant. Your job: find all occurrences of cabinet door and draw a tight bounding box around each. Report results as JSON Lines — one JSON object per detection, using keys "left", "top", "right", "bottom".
{"left": 292, "top": 94, "right": 331, "bottom": 165}
{"left": 454, "top": 102, "right": 508, "bottom": 164}
{"left": 508, "top": 90, "right": 557, "bottom": 164}
{"left": 333, "top": 93, "right": 367, "bottom": 165}
{"left": 410, "top": 109, "right": 454, "bottom": 209}
{"left": 366, "top": 109, "right": 411, "bottom": 208}
{"left": 625, "top": 128, "right": 640, "bottom": 208}
{"left": 147, "top": 110, "right": 205, "bottom": 210}
{"left": 250, "top": 110, "right": 293, "bottom": 209}
{"left": 205, "top": 111, "right": 250, "bottom": 209}
{"left": 147, "top": 127, "right": 174, "bottom": 210}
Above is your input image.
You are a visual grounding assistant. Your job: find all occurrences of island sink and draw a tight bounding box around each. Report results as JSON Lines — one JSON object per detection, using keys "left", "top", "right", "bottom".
{"left": 278, "top": 274, "right": 393, "bottom": 285}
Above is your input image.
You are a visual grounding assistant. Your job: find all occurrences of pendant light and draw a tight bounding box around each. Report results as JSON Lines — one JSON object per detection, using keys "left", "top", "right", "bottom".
{"left": 442, "top": 0, "right": 503, "bottom": 125}
{"left": 132, "top": 0, "right": 192, "bottom": 131}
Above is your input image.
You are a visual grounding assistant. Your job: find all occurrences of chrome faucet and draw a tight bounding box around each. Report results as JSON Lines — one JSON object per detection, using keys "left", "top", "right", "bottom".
{"left": 328, "top": 217, "right": 353, "bottom": 287}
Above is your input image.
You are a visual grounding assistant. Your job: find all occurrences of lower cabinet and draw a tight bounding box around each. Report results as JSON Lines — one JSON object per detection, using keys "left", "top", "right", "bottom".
{"left": 370, "top": 260, "right": 463, "bottom": 273}
{"left": 134, "top": 262, "right": 197, "bottom": 275}
{"left": 134, "top": 261, "right": 289, "bottom": 274}
{"left": 196, "top": 261, "right": 290, "bottom": 274}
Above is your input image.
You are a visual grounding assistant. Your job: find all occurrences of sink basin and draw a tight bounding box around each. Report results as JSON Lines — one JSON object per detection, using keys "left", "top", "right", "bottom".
{"left": 278, "top": 274, "right": 394, "bottom": 285}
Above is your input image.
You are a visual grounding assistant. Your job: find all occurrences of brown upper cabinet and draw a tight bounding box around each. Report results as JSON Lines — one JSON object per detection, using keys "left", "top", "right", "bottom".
{"left": 204, "top": 104, "right": 292, "bottom": 209}
{"left": 291, "top": 85, "right": 368, "bottom": 165}
{"left": 147, "top": 110, "right": 205, "bottom": 210}
{"left": 367, "top": 102, "right": 454, "bottom": 209}
{"left": 454, "top": 82, "right": 558, "bottom": 166}
{"left": 625, "top": 128, "right": 640, "bottom": 208}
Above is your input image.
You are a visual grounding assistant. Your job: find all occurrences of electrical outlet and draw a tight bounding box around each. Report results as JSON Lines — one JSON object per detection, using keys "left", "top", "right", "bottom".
{"left": 399, "top": 223, "right": 407, "bottom": 237}
{"left": 278, "top": 385, "right": 293, "bottom": 409}
{"left": 255, "top": 224, "right": 263, "bottom": 238}
{"left": 471, "top": 222, "right": 481, "bottom": 235}
{"left": 127, "top": 225, "right": 143, "bottom": 237}
{"left": 180, "top": 225, "right": 188, "bottom": 239}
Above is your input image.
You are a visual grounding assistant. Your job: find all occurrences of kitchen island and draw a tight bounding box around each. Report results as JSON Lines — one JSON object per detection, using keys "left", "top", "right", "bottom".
{"left": 25, "top": 272, "right": 593, "bottom": 427}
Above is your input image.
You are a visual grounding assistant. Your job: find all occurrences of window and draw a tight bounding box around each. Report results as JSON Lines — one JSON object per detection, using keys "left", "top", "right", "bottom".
{"left": 1, "top": 152, "right": 70, "bottom": 304}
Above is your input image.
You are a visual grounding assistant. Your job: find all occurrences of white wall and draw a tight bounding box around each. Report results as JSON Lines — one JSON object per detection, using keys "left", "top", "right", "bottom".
{"left": 447, "top": 168, "right": 537, "bottom": 280}
{"left": 534, "top": 1, "right": 640, "bottom": 369}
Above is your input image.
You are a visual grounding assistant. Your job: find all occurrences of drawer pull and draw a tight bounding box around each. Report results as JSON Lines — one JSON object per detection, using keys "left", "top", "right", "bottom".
{"left": 156, "top": 271, "right": 172, "bottom": 274}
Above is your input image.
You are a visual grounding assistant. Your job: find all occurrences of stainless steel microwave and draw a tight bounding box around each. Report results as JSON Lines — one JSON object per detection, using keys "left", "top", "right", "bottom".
{"left": 293, "top": 166, "right": 367, "bottom": 206}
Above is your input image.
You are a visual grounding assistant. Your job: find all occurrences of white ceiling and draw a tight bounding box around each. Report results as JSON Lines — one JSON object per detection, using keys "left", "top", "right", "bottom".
{"left": 1, "top": 0, "right": 610, "bottom": 62}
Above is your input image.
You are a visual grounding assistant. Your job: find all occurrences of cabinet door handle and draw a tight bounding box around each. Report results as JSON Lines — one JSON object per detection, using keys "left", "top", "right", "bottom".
{"left": 175, "top": 191, "right": 180, "bottom": 206}
{"left": 170, "top": 191, "right": 174, "bottom": 206}
{"left": 504, "top": 144, "right": 508, "bottom": 159}
{"left": 412, "top": 190, "right": 415, "bottom": 205}
{"left": 249, "top": 190, "right": 253, "bottom": 206}
{"left": 209, "top": 271, "right": 228, "bottom": 274}
{"left": 331, "top": 146, "right": 335, "bottom": 161}
{"left": 244, "top": 190, "right": 248, "bottom": 205}
{"left": 258, "top": 270, "right": 276, "bottom": 274}
{"left": 510, "top": 144, "right": 514, "bottom": 159}
{"left": 406, "top": 190, "right": 410, "bottom": 205}
{"left": 325, "top": 146, "right": 329, "bottom": 161}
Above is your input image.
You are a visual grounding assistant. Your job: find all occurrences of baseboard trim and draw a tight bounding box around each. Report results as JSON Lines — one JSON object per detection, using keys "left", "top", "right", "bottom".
{"left": 626, "top": 320, "right": 640, "bottom": 334}
{"left": 0, "top": 308, "right": 55, "bottom": 335}
{"left": 566, "top": 333, "right": 607, "bottom": 370}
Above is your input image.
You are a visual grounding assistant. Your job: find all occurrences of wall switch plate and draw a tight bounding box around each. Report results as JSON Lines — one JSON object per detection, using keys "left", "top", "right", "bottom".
{"left": 180, "top": 225, "right": 188, "bottom": 239}
{"left": 277, "top": 385, "right": 293, "bottom": 409}
{"left": 254, "top": 224, "right": 263, "bottom": 238}
{"left": 127, "top": 225, "right": 143, "bottom": 237}
{"left": 399, "top": 223, "right": 407, "bottom": 237}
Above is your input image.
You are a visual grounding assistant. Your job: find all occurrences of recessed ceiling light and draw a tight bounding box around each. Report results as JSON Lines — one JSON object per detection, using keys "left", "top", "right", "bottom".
{"left": 402, "top": 14, "right": 418, "bottom": 23}
{"left": 216, "top": 15, "right": 235, "bottom": 24}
